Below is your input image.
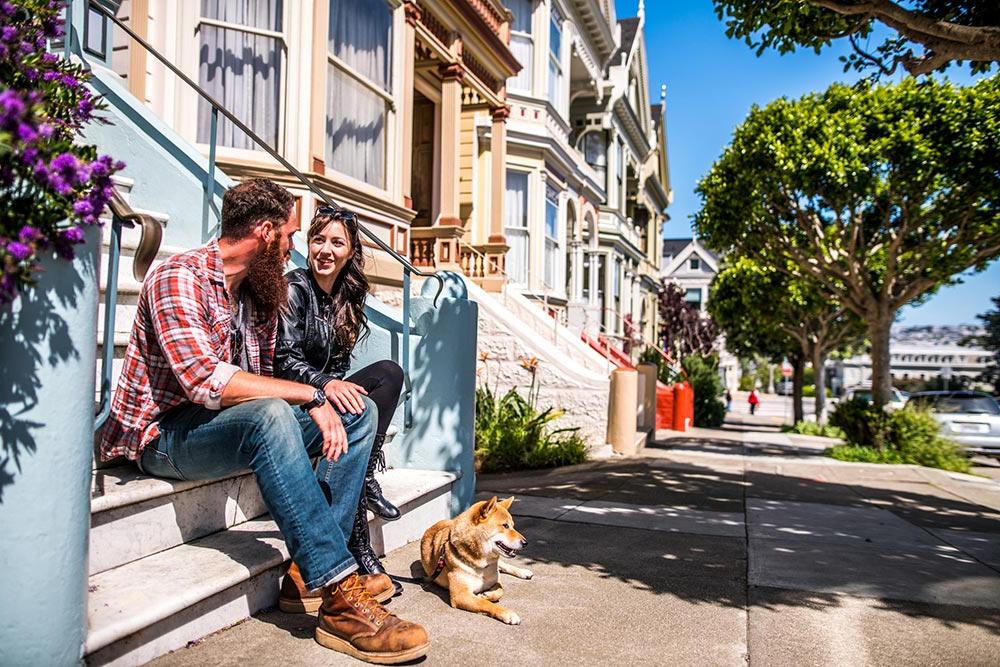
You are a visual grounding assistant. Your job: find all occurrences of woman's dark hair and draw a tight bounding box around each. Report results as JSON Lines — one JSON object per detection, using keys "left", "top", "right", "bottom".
{"left": 308, "top": 209, "right": 370, "bottom": 351}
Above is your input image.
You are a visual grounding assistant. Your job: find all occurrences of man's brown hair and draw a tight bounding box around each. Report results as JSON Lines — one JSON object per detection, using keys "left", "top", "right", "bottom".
{"left": 220, "top": 178, "right": 295, "bottom": 240}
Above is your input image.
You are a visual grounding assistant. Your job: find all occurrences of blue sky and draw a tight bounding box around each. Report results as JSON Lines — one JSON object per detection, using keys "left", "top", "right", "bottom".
{"left": 615, "top": 0, "right": 999, "bottom": 327}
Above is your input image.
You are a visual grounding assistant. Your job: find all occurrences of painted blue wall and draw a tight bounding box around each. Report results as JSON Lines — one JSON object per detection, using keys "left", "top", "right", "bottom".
{"left": 0, "top": 228, "right": 100, "bottom": 665}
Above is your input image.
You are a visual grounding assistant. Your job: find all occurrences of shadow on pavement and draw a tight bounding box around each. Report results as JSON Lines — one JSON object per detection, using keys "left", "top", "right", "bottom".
{"left": 478, "top": 458, "right": 1000, "bottom": 634}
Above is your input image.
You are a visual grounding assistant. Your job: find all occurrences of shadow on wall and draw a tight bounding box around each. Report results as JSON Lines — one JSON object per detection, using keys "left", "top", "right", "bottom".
{"left": 477, "top": 458, "right": 1000, "bottom": 633}
{"left": 0, "top": 260, "right": 86, "bottom": 502}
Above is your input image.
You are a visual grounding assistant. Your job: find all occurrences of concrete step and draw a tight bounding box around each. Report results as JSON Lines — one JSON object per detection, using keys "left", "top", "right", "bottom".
{"left": 85, "top": 467, "right": 457, "bottom": 666}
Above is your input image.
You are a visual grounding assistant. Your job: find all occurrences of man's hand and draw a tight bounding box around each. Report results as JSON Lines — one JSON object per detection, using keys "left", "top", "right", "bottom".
{"left": 308, "top": 400, "right": 348, "bottom": 462}
{"left": 323, "top": 379, "right": 368, "bottom": 415}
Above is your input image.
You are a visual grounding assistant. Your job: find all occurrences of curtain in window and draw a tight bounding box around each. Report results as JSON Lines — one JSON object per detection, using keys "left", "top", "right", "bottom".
{"left": 326, "top": 0, "right": 391, "bottom": 187}
{"left": 508, "top": 0, "right": 532, "bottom": 93}
{"left": 505, "top": 171, "right": 528, "bottom": 286}
{"left": 198, "top": 0, "right": 283, "bottom": 149}
{"left": 544, "top": 183, "right": 559, "bottom": 289}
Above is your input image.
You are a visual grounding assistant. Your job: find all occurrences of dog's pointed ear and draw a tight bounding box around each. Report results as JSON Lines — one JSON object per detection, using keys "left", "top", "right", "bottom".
{"left": 499, "top": 496, "right": 515, "bottom": 510}
{"left": 478, "top": 496, "right": 498, "bottom": 522}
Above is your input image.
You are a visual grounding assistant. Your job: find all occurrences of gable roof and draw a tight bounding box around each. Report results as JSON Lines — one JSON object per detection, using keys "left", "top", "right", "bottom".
{"left": 662, "top": 238, "right": 691, "bottom": 259}
{"left": 610, "top": 17, "right": 639, "bottom": 67}
{"left": 661, "top": 238, "right": 720, "bottom": 276}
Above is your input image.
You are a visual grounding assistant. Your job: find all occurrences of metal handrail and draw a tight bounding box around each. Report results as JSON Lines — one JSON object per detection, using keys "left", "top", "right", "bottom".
{"left": 94, "top": 192, "right": 163, "bottom": 431}
{"left": 87, "top": 1, "right": 442, "bottom": 299}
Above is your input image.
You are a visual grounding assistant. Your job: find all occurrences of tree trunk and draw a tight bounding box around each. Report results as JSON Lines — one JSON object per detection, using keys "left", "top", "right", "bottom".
{"left": 792, "top": 353, "right": 805, "bottom": 424}
{"left": 812, "top": 347, "right": 828, "bottom": 424}
{"left": 868, "top": 305, "right": 894, "bottom": 409}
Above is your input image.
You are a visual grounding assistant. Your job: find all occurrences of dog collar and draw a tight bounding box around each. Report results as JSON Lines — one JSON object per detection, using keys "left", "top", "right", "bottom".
{"left": 429, "top": 550, "right": 447, "bottom": 581}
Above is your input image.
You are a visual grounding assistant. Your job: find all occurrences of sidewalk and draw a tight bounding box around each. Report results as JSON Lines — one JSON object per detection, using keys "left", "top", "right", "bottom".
{"left": 149, "top": 425, "right": 1000, "bottom": 666}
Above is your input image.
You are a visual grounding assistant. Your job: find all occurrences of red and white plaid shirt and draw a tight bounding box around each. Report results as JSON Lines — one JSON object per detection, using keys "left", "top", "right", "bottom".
{"left": 99, "top": 241, "right": 276, "bottom": 461}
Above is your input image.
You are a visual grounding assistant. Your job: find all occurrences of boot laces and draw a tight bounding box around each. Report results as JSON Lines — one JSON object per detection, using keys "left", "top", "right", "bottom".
{"left": 341, "top": 574, "right": 391, "bottom": 625}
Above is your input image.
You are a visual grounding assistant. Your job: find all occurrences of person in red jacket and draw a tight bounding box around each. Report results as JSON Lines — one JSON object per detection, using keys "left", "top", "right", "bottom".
{"left": 748, "top": 388, "right": 761, "bottom": 415}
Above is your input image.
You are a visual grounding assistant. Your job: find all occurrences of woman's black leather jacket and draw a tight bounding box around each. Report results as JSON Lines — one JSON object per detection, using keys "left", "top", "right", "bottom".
{"left": 274, "top": 268, "right": 351, "bottom": 389}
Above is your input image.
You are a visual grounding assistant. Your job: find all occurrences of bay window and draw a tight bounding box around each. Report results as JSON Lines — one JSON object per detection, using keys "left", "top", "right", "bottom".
{"left": 544, "top": 182, "right": 560, "bottom": 290}
{"left": 505, "top": 171, "right": 529, "bottom": 286}
{"left": 507, "top": 0, "right": 533, "bottom": 94}
{"left": 326, "top": 0, "right": 392, "bottom": 188}
{"left": 547, "top": 4, "right": 562, "bottom": 110}
{"left": 198, "top": 0, "right": 286, "bottom": 150}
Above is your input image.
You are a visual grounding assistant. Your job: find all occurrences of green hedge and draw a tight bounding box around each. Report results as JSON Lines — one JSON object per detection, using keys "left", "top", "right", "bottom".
{"left": 682, "top": 354, "right": 727, "bottom": 428}
{"left": 827, "top": 400, "right": 970, "bottom": 473}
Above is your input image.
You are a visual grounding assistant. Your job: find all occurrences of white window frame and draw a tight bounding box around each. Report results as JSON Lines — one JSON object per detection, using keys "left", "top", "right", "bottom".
{"left": 543, "top": 182, "right": 561, "bottom": 290}
{"left": 195, "top": 8, "right": 289, "bottom": 156}
{"left": 505, "top": 169, "right": 531, "bottom": 287}
{"left": 547, "top": 3, "right": 563, "bottom": 112}
{"left": 508, "top": 0, "right": 534, "bottom": 94}
{"left": 325, "top": 0, "right": 395, "bottom": 191}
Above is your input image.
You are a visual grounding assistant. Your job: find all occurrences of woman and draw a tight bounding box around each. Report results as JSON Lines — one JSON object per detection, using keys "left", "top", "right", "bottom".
{"left": 275, "top": 206, "right": 403, "bottom": 594}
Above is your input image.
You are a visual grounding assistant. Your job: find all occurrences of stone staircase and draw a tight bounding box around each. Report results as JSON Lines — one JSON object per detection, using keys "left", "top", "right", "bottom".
{"left": 87, "top": 183, "right": 460, "bottom": 666}
{"left": 86, "top": 463, "right": 456, "bottom": 666}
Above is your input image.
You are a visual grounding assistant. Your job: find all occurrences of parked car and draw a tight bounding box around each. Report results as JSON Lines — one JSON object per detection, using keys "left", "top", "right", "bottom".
{"left": 776, "top": 379, "right": 794, "bottom": 396}
{"left": 843, "top": 385, "right": 907, "bottom": 411}
{"left": 906, "top": 391, "right": 1000, "bottom": 457}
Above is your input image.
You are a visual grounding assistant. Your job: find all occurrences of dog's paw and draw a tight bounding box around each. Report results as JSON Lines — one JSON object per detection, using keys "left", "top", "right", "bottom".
{"left": 499, "top": 610, "right": 521, "bottom": 625}
{"left": 522, "top": 569, "right": 533, "bottom": 580}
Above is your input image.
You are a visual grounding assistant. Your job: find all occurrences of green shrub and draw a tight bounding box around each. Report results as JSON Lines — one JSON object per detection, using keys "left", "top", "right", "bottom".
{"left": 638, "top": 347, "right": 681, "bottom": 385}
{"left": 475, "top": 386, "right": 588, "bottom": 473}
{"left": 826, "top": 401, "right": 970, "bottom": 473}
{"left": 682, "top": 354, "right": 726, "bottom": 428}
{"left": 802, "top": 385, "right": 832, "bottom": 398}
{"left": 782, "top": 421, "right": 844, "bottom": 439}
{"left": 738, "top": 374, "right": 755, "bottom": 391}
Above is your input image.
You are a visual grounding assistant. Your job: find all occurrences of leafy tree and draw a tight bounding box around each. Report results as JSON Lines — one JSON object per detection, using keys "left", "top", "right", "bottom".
{"left": 710, "top": 257, "right": 864, "bottom": 422}
{"left": 696, "top": 76, "right": 1000, "bottom": 408}
{"left": 963, "top": 295, "right": 1000, "bottom": 392}
{"left": 657, "top": 282, "right": 717, "bottom": 359}
{"left": 714, "top": 0, "right": 1000, "bottom": 77}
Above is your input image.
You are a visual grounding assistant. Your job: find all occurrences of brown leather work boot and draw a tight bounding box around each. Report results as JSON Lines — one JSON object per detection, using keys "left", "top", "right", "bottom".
{"left": 315, "top": 572, "right": 429, "bottom": 664}
{"left": 279, "top": 563, "right": 394, "bottom": 613}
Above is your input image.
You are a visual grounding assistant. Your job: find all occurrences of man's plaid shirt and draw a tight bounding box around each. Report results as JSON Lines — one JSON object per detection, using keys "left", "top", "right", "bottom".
{"left": 99, "top": 241, "right": 276, "bottom": 461}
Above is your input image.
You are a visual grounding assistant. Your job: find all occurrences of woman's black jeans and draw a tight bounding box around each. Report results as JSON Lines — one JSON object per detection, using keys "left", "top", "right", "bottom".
{"left": 344, "top": 359, "right": 403, "bottom": 436}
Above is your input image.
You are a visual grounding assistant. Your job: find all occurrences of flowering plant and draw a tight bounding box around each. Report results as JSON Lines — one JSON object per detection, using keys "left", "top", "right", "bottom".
{"left": 0, "top": 0, "right": 124, "bottom": 305}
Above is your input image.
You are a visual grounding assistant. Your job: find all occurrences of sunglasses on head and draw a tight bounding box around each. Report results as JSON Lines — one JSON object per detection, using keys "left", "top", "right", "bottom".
{"left": 316, "top": 206, "right": 358, "bottom": 222}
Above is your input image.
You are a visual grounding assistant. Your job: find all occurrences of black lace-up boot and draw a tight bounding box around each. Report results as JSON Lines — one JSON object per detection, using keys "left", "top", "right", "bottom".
{"left": 364, "top": 434, "right": 401, "bottom": 521}
{"left": 347, "top": 490, "right": 403, "bottom": 597}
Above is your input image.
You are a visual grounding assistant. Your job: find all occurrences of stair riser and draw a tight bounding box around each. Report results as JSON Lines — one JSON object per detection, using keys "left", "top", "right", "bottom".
{"left": 90, "top": 475, "right": 267, "bottom": 576}
{"left": 86, "top": 564, "right": 283, "bottom": 667}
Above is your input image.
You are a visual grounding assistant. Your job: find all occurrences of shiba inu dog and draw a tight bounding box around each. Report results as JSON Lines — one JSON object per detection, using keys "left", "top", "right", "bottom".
{"left": 420, "top": 496, "right": 533, "bottom": 625}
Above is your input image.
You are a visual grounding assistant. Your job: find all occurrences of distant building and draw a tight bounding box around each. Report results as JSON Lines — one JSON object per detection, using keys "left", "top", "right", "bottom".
{"left": 832, "top": 343, "right": 995, "bottom": 390}
{"left": 660, "top": 238, "right": 739, "bottom": 390}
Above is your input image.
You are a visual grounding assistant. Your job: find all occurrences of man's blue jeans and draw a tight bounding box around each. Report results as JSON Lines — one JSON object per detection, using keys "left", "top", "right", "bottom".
{"left": 138, "top": 397, "right": 376, "bottom": 590}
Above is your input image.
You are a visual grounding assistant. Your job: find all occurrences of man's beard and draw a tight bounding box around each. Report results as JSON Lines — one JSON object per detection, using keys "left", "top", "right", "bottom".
{"left": 246, "top": 235, "right": 288, "bottom": 317}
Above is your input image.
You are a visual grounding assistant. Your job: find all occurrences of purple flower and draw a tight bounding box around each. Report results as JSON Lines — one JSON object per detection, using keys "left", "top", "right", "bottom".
{"left": 62, "top": 226, "right": 86, "bottom": 244}
{"left": 18, "top": 41, "right": 33, "bottom": 55}
{"left": 6, "top": 241, "right": 33, "bottom": 261}
{"left": 1, "top": 26, "right": 16, "bottom": 42}
{"left": 16, "top": 121, "right": 37, "bottom": 142}
{"left": 73, "top": 199, "right": 94, "bottom": 217}
{"left": 37, "top": 123, "right": 52, "bottom": 138}
{"left": 0, "top": 90, "right": 26, "bottom": 126}
{"left": 41, "top": 52, "right": 57, "bottom": 63}
{"left": 19, "top": 225, "right": 43, "bottom": 243}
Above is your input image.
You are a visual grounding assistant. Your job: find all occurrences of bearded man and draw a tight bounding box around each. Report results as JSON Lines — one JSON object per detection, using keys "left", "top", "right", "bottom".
{"left": 99, "top": 178, "right": 429, "bottom": 664}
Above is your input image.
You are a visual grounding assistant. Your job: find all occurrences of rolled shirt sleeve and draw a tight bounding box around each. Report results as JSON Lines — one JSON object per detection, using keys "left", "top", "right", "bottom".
{"left": 147, "top": 265, "right": 237, "bottom": 409}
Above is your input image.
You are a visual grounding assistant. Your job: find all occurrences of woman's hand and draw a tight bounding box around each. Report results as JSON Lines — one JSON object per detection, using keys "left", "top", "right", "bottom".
{"left": 323, "top": 379, "right": 369, "bottom": 415}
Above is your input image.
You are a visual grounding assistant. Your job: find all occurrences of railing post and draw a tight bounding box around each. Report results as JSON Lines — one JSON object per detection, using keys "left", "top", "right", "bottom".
{"left": 402, "top": 267, "right": 412, "bottom": 428}
{"left": 64, "top": 0, "right": 72, "bottom": 59}
{"left": 202, "top": 107, "right": 218, "bottom": 241}
{"left": 95, "top": 216, "right": 123, "bottom": 430}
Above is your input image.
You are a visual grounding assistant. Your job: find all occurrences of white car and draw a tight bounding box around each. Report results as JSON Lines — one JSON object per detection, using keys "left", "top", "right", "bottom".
{"left": 907, "top": 391, "right": 1000, "bottom": 457}
{"left": 843, "top": 385, "right": 906, "bottom": 411}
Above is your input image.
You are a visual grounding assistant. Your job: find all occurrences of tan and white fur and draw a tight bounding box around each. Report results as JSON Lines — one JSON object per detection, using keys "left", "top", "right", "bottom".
{"left": 420, "top": 496, "right": 533, "bottom": 624}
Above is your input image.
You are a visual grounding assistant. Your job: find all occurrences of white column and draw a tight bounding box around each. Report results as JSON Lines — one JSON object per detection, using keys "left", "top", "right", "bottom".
{"left": 588, "top": 250, "right": 599, "bottom": 306}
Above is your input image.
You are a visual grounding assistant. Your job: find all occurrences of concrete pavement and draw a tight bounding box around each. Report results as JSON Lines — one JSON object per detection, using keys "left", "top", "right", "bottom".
{"left": 148, "top": 424, "right": 1000, "bottom": 666}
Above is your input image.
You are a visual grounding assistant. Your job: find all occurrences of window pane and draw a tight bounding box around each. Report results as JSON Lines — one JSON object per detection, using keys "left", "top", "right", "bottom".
{"left": 198, "top": 24, "right": 282, "bottom": 149}
{"left": 202, "top": 0, "right": 283, "bottom": 31}
{"left": 328, "top": 0, "right": 392, "bottom": 91}
{"left": 547, "top": 57, "right": 559, "bottom": 108}
{"left": 505, "top": 171, "right": 529, "bottom": 228}
{"left": 684, "top": 288, "right": 702, "bottom": 306}
{"left": 549, "top": 6, "right": 561, "bottom": 58}
{"left": 509, "top": 33, "right": 532, "bottom": 92}
{"left": 689, "top": 258, "right": 700, "bottom": 270}
{"left": 326, "top": 64, "right": 385, "bottom": 187}
{"left": 583, "top": 132, "right": 606, "bottom": 185}
{"left": 508, "top": 0, "right": 532, "bottom": 33}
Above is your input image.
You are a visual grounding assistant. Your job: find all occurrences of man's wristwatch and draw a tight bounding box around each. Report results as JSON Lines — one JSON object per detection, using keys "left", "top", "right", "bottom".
{"left": 301, "top": 387, "right": 327, "bottom": 411}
